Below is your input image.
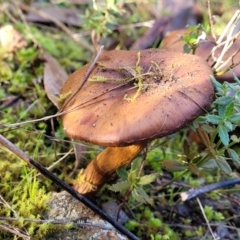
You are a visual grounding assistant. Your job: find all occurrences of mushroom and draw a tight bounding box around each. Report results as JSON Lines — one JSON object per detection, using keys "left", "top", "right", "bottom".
{"left": 161, "top": 29, "right": 240, "bottom": 82}
{"left": 60, "top": 48, "right": 214, "bottom": 195}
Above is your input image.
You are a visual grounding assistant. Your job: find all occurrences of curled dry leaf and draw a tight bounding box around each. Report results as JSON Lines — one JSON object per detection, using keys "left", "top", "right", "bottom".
{"left": 43, "top": 52, "right": 68, "bottom": 108}
{"left": 43, "top": 52, "right": 87, "bottom": 172}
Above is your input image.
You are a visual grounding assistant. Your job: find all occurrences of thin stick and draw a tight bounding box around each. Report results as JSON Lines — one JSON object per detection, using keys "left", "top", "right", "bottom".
{"left": 0, "top": 223, "right": 30, "bottom": 240}
{"left": 0, "top": 46, "right": 104, "bottom": 128}
{"left": 196, "top": 198, "right": 217, "bottom": 240}
{"left": 0, "top": 134, "right": 139, "bottom": 240}
{"left": 213, "top": 10, "right": 240, "bottom": 70}
{"left": 216, "top": 10, "right": 240, "bottom": 44}
{"left": 207, "top": 0, "right": 216, "bottom": 41}
{"left": 0, "top": 216, "right": 114, "bottom": 230}
{"left": 180, "top": 178, "right": 240, "bottom": 201}
{"left": 59, "top": 45, "right": 104, "bottom": 112}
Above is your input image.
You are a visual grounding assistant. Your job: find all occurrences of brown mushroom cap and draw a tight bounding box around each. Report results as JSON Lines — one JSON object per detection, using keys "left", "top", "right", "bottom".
{"left": 60, "top": 49, "right": 214, "bottom": 147}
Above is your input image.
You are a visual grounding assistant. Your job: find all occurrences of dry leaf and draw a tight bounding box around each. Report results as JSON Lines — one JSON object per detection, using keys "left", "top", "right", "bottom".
{"left": 70, "top": 142, "right": 88, "bottom": 177}
{"left": 25, "top": 5, "right": 83, "bottom": 26}
{"left": 43, "top": 52, "right": 68, "bottom": 108}
{"left": 43, "top": 52, "right": 88, "bottom": 168}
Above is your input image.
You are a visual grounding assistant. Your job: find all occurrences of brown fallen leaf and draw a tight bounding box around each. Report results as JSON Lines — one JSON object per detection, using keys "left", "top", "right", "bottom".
{"left": 43, "top": 52, "right": 68, "bottom": 108}
{"left": 131, "top": 4, "right": 201, "bottom": 50}
{"left": 25, "top": 5, "right": 83, "bottom": 27}
{"left": 43, "top": 52, "right": 87, "bottom": 171}
{"left": 130, "top": 17, "right": 170, "bottom": 50}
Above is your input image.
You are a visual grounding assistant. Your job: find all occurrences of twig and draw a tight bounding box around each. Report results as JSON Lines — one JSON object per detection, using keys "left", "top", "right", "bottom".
{"left": 180, "top": 178, "right": 240, "bottom": 201}
{"left": 212, "top": 10, "right": 240, "bottom": 70}
{"left": 0, "top": 45, "right": 104, "bottom": 128}
{"left": 216, "top": 10, "right": 240, "bottom": 45}
{"left": 215, "top": 44, "right": 240, "bottom": 73}
{"left": 196, "top": 197, "right": 218, "bottom": 240}
{"left": 0, "top": 216, "right": 114, "bottom": 230}
{"left": 0, "top": 223, "right": 30, "bottom": 240}
{"left": 0, "top": 195, "right": 18, "bottom": 218}
{"left": 37, "top": 148, "right": 74, "bottom": 176}
{"left": 0, "top": 134, "right": 139, "bottom": 240}
{"left": 207, "top": 0, "right": 216, "bottom": 41}
{"left": 58, "top": 45, "right": 104, "bottom": 112}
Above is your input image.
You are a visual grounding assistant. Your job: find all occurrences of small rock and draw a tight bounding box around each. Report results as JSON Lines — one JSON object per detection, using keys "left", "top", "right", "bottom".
{"left": 45, "top": 191, "right": 128, "bottom": 240}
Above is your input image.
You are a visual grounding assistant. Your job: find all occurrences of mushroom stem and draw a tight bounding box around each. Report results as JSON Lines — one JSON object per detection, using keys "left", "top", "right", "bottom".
{"left": 74, "top": 143, "right": 145, "bottom": 195}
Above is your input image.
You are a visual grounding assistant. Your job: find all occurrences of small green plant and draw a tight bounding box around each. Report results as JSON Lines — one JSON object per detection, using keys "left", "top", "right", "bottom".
{"left": 125, "top": 206, "right": 178, "bottom": 239}
{"left": 82, "top": 1, "right": 122, "bottom": 39}
{"left": 181, "top": 24, "right": 207, "bottom": 54}
{"left": 204, "top": 205, "right": 224, "bottom": 221}
{"left": 110, "top": 157, "right": 158, "bottom": 204}
{"left": 159, "top": 73, "right": 240, "bottom": 181}
{"left": 190, "top": 74, "right": 240, "bottom": 174}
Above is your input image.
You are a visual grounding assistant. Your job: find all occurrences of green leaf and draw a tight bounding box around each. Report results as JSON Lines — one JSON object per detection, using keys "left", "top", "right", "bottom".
{"left": 183, "top": 140, "right": 190, "bottom": 157}
{"left": 132, "top": 188, "right": 146, "bottom": 203}
{"left": 116, "top": 167, "right": 128, "bottom": 179}
{"left": 128, "top": 158, "right": 142, "bottom": 182}
{"left": 224, "top": 102, "right": 234, "bottom": 118}
{"left": 224, "top": 121, "right": 233, "bottom": 131}
{"left": 128, "top": 169, "right": 138, "bottom": 183}
{"left": 200, "top": 159, "right": 218, "bottom": 172}
{"left": 218, "top": 125, "right": 229, "bottom": 146}
{"left": 188, "top": 163, "right": 200, "bottom": 176}
{"left": 131, "top": 158, "right": 142, "bottom": 172}
{"left": 161, "top": 160, "right": 187, "bottom": 172}
{"left": 183, "top": 44, "right": 191, "bottom": 53}
{"left": 138, "top": 187, "right": 153, "bottom": 205}
{"left": 214, "top": 96, "right": 232, "bottom": 105}
{"left": 230, "top": 135, "right": 239, "bottom": 143}
{"left": 138, "top": 173, "right": 158, "bottom": 186}
{"left": 132, "top": 187, "right": 153, "bottom": 205}
{"left": 201, "top": 124, "right": 215, "bottom": 133}
{"left": 109, "top": 180, "right": 130, "bottom": 192}
{"left": 210, "top": 75, "right": 223, "bottom": 93}
{"left": 189, "top": 37, "right": 197, "bottom": 44}
{"left": 229, "top": 113, "right": 240, "bottom": 123}
{"left": 218, "top": 105, "right": 226, "bottom": 118}
{"left": 216, "top": 157, "right": 232, "bottom": 175}
{"left": 206, "top": 115, "right": 222, "bottom": 124}
{"left": 236, "top": 91, "right": 240, "bottom": 101}
{"left": 227, "top": 149, "right": 240, "bottom": 163}
{"left": 231, "top": 70, "right": 240, "bottom": 85}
